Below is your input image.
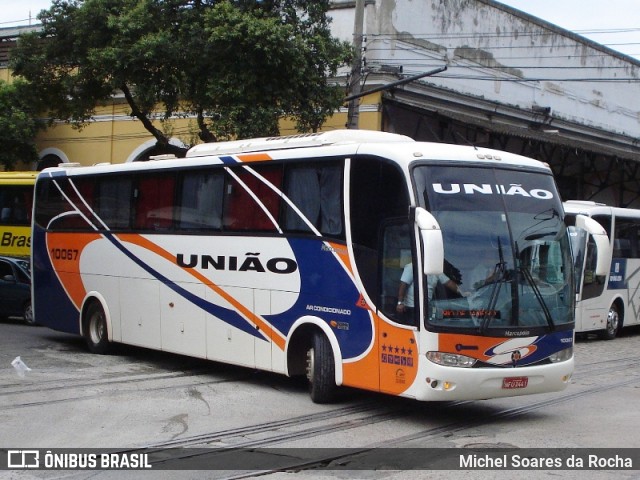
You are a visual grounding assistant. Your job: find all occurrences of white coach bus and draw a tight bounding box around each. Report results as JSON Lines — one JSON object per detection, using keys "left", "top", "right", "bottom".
{"left": 31, "top": 130, "right": 608, "bottom": 403}
{"left": 564, "top": 200, "right": 640, "bottom": 339}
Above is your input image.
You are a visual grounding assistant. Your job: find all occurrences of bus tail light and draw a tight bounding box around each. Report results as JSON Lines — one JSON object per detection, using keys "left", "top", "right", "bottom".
{"left": 426, "top": 351, "right": 477, "bottom": 368}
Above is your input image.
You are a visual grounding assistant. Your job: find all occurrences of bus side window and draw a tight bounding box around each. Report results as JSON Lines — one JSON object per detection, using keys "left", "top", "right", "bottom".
{"left": 50, "top": 177, "right": 97, "bottom": 231}
{"left": 35, "top": 179, "right": 74, "bottom": 229}
{"left": 592, "top": 214, "right": 612, "bottom": 238}
{"left": 582, "top": 235, "right": 606, "bottom": 300}
{"left": 613, "top": 238, "right": 631, "bottom": 258}
{"left": 350, "top": 157, "right": 409, "bottom": 316}
{"left": 23, "top": 189, "right": 33, "bottom": 223}
{"left": 178, "top": 170, "right": 224, "bottom": 231}
{"left": 614, "top": 219, "right": 640, "bottom": 259}
{"left": 96, "top": 177, "right": 133, "bottom": 230}
{"left": 0, "top": 186, "right": 32, "bottom": 225}
{"left": 134, "top": 175, "right": 175, "bottom": 231}
{"left": 380, "top": 222, "right": 416, "bottom": 325}
{"left": 282, "top": 162, "right": 343, "bottom": 238}
{"left": 223, "top": 166, "right": 283, "bottom": 232}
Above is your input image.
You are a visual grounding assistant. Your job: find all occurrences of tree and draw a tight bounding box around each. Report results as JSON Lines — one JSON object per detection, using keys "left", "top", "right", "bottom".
{"left": 9, "top": 0, "right": 351, "bottom": 153}
{"left": 0, "top": 80, "right": 43, "bottom": 170}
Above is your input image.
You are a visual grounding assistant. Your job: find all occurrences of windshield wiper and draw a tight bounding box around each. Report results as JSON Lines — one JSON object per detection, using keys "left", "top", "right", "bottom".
{"left": 519, "top": 264, "right": 555, "bottom": 331}
{"left": 514, "top": 241, "right": 555, "bottom": 331}
{"left": 480, "top": 237, "right": 507, "bottom": 333}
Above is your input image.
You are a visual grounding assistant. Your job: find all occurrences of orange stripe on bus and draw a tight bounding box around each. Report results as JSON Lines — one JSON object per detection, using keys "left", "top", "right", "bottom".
{"left": 117, "top": 234, "right": 286, "bottom": 350}
{"left": 237, "top": 153, "right": 273, "bottom": 162}
{"left": 325, "top": 240, "right": 354, "bottom": 276}
{"left": 439, "top": 333, "right": 506, "bottom": 362}
{"left": 46, "top": 232, "right": 102, "bottom": 309}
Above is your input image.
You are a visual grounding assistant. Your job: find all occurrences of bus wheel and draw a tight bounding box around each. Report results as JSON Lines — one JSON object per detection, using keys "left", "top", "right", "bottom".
{"left": 84, "top": 302, "right": 110, "bottom": 354}
{"left": 599, "top": 304, "right": 620, "bottom": 340}
{"left": 306, "top": 332, "right": 336, "bottom": 404}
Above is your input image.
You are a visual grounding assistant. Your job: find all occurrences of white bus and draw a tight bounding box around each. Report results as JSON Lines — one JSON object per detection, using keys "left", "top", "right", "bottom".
{"left": 32, "top": 130, "right": 608, "bottom": 403}
{"left": 564, "top": 200, "right": 640, "bottom": 340}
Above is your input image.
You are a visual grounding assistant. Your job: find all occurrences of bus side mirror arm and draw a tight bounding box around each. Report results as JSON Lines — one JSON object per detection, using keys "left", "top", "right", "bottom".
{"left": 413, "top": 207, "right": 445, "bottom": 275}
{"left": 575, "top": 214, "right": 611, "bottom": 277}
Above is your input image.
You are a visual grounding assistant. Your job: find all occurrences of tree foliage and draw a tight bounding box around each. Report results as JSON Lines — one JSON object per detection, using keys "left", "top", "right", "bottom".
{"left": 9, "top": 0, "right": 351, "bottom": 152}
{"left": 0, "top": 80, "right": 43, "bottom": 169}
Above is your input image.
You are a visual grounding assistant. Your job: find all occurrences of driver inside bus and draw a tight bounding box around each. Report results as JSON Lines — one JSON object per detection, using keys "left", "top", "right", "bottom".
{"left": 396, "top": 263, "right": 464, "bottom": 319}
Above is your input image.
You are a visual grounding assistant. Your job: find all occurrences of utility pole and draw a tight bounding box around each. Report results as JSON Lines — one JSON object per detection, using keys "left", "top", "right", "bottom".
{"left": 346, "top": 0, "right": 365, "bottom": 129}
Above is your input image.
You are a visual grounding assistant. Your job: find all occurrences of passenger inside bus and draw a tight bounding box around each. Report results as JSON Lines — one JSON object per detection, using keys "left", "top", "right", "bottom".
{"left": 0, "top": 195, "right": 28, "bottom": 224}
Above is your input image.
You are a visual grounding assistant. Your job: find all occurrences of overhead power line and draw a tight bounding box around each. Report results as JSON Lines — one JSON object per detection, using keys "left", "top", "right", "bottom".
{"left": 429, "top": 74, "right": 640, "bottom": 83}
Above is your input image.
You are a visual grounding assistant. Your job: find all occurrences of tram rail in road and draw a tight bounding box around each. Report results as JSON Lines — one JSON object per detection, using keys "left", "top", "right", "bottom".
{"left": 1, "top": 321, "right": 639, "bottom": 477}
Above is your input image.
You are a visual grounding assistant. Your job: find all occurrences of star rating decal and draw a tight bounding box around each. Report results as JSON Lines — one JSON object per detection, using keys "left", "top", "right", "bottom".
{"left": 381, "top": 343, "right": 414, "bottom": 367}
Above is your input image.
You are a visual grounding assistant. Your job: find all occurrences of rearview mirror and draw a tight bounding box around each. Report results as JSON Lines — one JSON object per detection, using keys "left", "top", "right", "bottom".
{"left": 575, "top": 214, "right": 611, "bottom": 276}
{"left": 414, "top": 207, "right": 444, "bottom": 275}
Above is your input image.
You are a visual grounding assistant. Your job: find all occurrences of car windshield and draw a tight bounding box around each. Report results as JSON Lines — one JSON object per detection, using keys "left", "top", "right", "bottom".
{"left": 413, "top": 164, "right": 574, "bottom": 334}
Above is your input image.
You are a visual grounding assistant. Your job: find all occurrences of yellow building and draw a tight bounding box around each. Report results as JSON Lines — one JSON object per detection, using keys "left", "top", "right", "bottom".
{"left": 31, "top": 94, "right": 383, "bottom": 169}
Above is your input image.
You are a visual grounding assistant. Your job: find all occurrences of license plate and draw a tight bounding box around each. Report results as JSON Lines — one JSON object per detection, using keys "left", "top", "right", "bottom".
{"left": 502, "top": 376, "right": 528, "bottom": 389}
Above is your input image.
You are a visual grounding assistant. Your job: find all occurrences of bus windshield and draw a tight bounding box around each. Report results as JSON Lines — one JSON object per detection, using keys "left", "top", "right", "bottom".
{"left": 413, "top": 165, "right": 574, "bottom": 334}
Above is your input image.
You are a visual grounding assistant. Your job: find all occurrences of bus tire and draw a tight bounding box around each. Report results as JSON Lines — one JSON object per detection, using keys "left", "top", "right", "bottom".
{"left": 84, "top": 302, "right": 110, "bottom": 354}
{"left": 306, "top": 332, "right": 336, "bottom": 404}
{"left": 599, "top": 303, "right": 620, "bottom": 340}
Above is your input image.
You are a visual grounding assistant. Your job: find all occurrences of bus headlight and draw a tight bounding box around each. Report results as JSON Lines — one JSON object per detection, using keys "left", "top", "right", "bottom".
{"left": 426, "top": 351, "right": 477, "bottom": 368}
{"left": 548, "top": 347, "right": 573, "bottom": 363}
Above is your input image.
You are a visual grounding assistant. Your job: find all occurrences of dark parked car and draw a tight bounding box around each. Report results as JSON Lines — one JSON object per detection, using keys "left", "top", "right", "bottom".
{"left": 0, "top": 256, "right": 33, "bottom": 325}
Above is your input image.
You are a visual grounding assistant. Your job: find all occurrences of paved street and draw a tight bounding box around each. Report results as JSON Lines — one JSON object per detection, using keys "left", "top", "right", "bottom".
{"left": 1, "top": 318, "right": 639, "bottom": 479}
